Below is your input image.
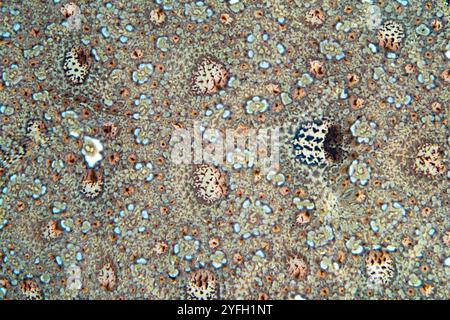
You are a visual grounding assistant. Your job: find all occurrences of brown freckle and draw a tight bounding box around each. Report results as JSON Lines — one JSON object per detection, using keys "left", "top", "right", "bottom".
{"left": 150, "top": 80, "right": 158, "bottom": 89}
{"left": 130, "top": 48, "right": 142, "bottom": 60}
{"left": 82, "top": 25, "right": 90, "bottom": 33}
{"left": 156, "top": 156, "right": 165, "bottom": 165}
{"left": 293, "top": 87, "right": 306, "bottom": 100}
{"left": 368, "top": 79, "right": 377, "bottom": 90}
{"left": 303, "top": 286, "right": 312, "bottom": 295}
{"left": 202, "top": 24, "right": 209, "bottom": 32}
{"left": 45, "top": 158, "right": 52, "bottom": 167}
{"left": 128, "top": 154, "right": 137, "bottom": 164}
{"left": 17, "top": 201, "right": 25, "bottom": 211}
{"left": 29, "top": 27, "right": 40, "bottom": 37}
{"left": 107, "top": 59, "right": 117, "bottom": 68}
{"left": 81, "top": 108, "right": 90, "bottom": 119}
{"left": 294, "top": 188, "right": 305, "bottom": 197}
{"left": 105, "top": 208, "right": 113, "bottom": 217}
{"left": 420, "top": 283, "right": 432, "bottom": 295}
{"left": 280, "top": 186, "right": 289, "bottom": 196}
{"left": 410, "top": 112, "right": 417, "bottom": 122}
{"left": 65, "top": 153, "right": 76, "bottom": 165}
{"left": 105, "top": 45, "right": 114, "bottom": 54}
{"left": 61, "top": 98, "right": 70, "bottom": 108}
{"left": 419, "top": 265, "right": 429, "bottom": 273}
{"left": 258, "top": 292, "right": 269, "bottom": 300}
{"left": 431, "top": 102, "right": 442, "bottom": 113}
{"left": 256, "top": 113, "right": 265, "bottom": 122}
{"left": 254, "top": 10, "right": 263, "bottom": 18}
{"left": 28, "top": 58, "right": 39, "bottom": 68}
{"left": 122, "top": 185, "right": 135, "bottom": 196}
{"left": 347, "top": 73, "right": 359, "bottom": 87}
{"left": 424, "top": 51, "right": 432, "bottom": 59}
{"left": 348, "top": 32, "right": 356, "bottom": 41}
{"left": 316, "top": 269, "right": 326, "bottom": 279}
{"left": 91, "top": 103, "right": 102, "bottom": 111}
{"left": 240, "top": 63, "right": 249, "bottom": 70}
{"left": 154, "top": 172, "right": 164, "bottom": 180}
{"left": 20, "top": 87, "right": 31, "bottom": 98}
{"left": 431, "top": 19, "right": 441, "bottom": 31}
{"left": 272, "top": 102, "right": 283, "bottom": 112}
{"left": 108, "top": 153, "right": 120, "bottom": 166}
{"left": 388, "top": 116, "right": 397, "bottom": 125}
{"left": 349, "top": 96, "right": 364, "bottom": 110}
{"left": 119, "top": 87, "right": 129, "bottom": 97}
{"left": 320, "top": 287, "right": 329, "bottom": 296}
{"left": 52, "top": 173, "right": 60, "bottom": 182}
{"left": 160, "top": 206, "right": 169, "bottom": 215}
{"left": 421, "top": 207, "right": 431, "bottom": 216}
{"left": 233, "top": 253, "right": 243, "bottom": 264}
{"left": 344, "top": 6, "right": 352, "bottom": 14}
{"left": 159, "top": 140, "right": 167, "bottom": 149}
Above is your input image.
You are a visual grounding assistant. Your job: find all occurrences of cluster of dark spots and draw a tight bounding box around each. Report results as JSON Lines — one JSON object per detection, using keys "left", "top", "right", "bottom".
{"left": 324, "top": 124, "right": 343, "bottom": 162}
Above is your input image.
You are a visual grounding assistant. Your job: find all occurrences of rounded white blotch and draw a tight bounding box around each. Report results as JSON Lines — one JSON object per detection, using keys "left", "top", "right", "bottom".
{"left": 81, "top": 136, "right": 103, "bottom": 168}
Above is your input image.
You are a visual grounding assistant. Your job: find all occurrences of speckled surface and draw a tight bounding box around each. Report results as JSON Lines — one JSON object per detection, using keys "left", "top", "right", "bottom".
{"left": 0, "top": 0, "right": 449, "bottom": 300}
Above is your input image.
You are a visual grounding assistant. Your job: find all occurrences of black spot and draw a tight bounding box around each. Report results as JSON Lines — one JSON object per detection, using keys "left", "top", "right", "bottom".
{"left": 323, "top": 124, "right": 343, "bottom": 162}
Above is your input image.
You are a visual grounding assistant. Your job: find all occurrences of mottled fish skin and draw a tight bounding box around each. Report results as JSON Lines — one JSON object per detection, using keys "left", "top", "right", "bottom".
{"left": 0, "top": 0, "right": 448, "bottom": 301}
